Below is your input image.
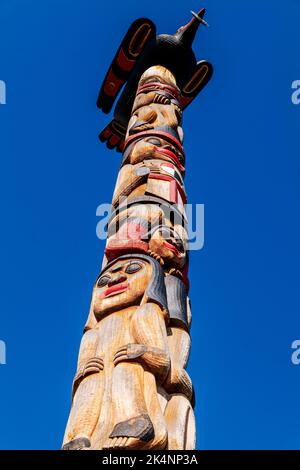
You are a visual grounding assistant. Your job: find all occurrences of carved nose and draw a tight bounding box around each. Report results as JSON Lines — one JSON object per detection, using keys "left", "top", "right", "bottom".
{"left": 128, "top": 120, "right": 149, "bottom": 134}
{"left": 108, "top": 274, "right": 127, "bottom": 287}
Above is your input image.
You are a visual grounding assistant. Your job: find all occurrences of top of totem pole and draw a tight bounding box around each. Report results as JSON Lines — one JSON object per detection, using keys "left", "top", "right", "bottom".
{"left": 169, "top": 8, "right": 209, "bottom": 48}
{"left": 97, "top": 7, "right": 213, "bottom": 152}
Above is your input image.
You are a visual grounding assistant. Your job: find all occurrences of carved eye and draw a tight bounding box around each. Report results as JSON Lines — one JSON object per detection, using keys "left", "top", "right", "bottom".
{"left": 146, "top": 138, "right": 162, "bottom": 146}
{"left": 125, "top": 262, "right": 143, "bottom": 274}
{"left": 97, "top": 275, "right": 110, "bottom": 287}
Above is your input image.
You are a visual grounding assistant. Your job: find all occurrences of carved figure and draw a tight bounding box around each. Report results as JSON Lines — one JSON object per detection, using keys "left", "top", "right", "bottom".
{"left": 63, "top": 255, "right": 170, "bottom": 450}
{"left": 97, "top": 8, "right": 213, "bottom": 151}
{"left": 63, "top": 7, "right": 213, "bottom": 450}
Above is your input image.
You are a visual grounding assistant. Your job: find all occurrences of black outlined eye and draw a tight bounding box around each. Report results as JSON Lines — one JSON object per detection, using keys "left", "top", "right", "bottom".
{"left": 146, "top": 138, "right": 162, "bottom": 146}
{"left": 97, "top": 275, "right": 110, "bottom": 287}
{"left": 125, "top": 262, "right": 143, "bottom": 274}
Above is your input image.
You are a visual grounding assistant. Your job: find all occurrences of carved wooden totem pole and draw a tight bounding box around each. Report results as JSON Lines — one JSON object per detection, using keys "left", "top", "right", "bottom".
{"left": 63, "top": 7, "right": 213, "bottom": 450}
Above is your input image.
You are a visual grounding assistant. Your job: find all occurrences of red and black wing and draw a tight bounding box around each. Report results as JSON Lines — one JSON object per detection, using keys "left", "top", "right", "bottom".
{"left": 99, "top": 119, "right": 126, "bottom": 153}
{"left": 180, "top": 60, "right": 213, "bottom": 110}
{"left": 97, "top": 18, "right": 156, "bottom": 114}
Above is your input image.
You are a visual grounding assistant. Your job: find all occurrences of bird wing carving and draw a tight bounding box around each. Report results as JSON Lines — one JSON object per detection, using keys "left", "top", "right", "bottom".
{"left": 97, "top": 18, "right": 156, "bottom": 114}
{"left": 180, "top": 60, "right": 213, "bottom": 110}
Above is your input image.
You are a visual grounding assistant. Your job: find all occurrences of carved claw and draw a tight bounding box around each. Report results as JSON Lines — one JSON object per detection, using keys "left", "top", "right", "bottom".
{"left": 113, "top": 344, "right": 147, "bottom": 366}
{"left": 147, "top": 250, "right": 164, "bottom": 265}
{"left": 167, "top": 267, "right": 183, "bottom": 278}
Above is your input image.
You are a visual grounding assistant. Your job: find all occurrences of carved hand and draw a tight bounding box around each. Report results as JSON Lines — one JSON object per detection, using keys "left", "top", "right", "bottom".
{"left": 75, "top": 356, "right": 104, "bottom": 383}
{"left": 72, "top": 356, "right": 104, "bottom": 399}
{"left": 113, "top": 343, "right": 147, "bottom": 366}
{"left": 83, "top": 356, "right": 104, "bottom": 375}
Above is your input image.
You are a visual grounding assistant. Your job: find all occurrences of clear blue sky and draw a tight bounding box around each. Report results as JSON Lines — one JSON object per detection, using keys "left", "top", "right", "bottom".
{"left": 0, "top": 0, "right": 299, "bottom": 450}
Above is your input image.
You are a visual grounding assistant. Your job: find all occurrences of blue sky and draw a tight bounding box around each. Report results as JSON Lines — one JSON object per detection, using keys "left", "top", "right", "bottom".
{"left": 0, "top": 0, "right": 299, "bottom": 450}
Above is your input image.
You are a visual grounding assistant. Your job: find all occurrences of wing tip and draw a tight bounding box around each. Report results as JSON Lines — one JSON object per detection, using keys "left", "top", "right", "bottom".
{"left": 99, "top": 120, "right": 125, "bottom": 153}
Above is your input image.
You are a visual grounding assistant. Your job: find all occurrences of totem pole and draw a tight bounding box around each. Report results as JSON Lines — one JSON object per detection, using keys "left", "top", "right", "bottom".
{"left": 63, "top": 7, "right": 213, "bottom": 450}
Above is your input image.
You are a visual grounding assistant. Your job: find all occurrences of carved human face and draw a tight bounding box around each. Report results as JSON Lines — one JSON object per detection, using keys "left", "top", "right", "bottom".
{"left": 93, "top": 258, "right": 152, "bottom": 318}
{"left": 131, "top": 68, "right": 180, "bottom": 118}
{"left": 126, "top": 137, "right": 185, "bottom": 173}
{"left": 127, "top": 104, "right": 182, "bottom": 137}
{"left": 106, "top": 203, "right": 187, "bottom": 270}
{"left": 125, "top": 66, "right": 184, "bottom": 148}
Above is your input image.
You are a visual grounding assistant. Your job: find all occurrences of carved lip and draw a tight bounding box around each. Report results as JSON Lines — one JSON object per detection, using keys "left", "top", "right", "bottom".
{"left": 163, "top": 241, "right": 181, "bottom": 257}
{"left": 154, "top": 148, "right": 185, "bottom": 173}
{"left": 101, "top": 283, "right": 129, "bottom": 298}
{"left": 156, "top": 147, "right": 177, "bottom": 159}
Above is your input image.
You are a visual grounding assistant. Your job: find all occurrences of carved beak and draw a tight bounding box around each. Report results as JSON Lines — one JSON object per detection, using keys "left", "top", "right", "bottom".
{"left": 191, "top": 9, "right": 209, "bottom": 27}
{"left": 175, "top": 8, "right": 208, "bottom": 47}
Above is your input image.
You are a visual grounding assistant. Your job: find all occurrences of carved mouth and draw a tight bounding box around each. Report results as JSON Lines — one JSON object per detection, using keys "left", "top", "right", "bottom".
{"left": 101, "top": 283, "right": 129, "bottom": 298}
{"left": 163, "top": 241, "right": 181, "bottom": 257}
{"left": 155, "top": 147, "right": 184, "bottom": 171}
{"left": 156, "top": 146, "right": 178, "bottom": 160}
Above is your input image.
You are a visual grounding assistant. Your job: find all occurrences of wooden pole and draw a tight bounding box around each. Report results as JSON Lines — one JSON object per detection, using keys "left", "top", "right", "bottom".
{"left": 62, "top": 66, "right": 194, "bottom": 450}
{"left": 63, "top": 9, "right": 213, "bottom": 451}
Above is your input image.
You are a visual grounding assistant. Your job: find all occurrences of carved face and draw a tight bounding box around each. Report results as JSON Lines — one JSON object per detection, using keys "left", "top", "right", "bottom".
{"left": 124, "top": 137, "right": 185, "bottom": 173}
{"left": 105, "top": 205, "right": 187, "bottom": 270}
{"left": 149, "top": 225, "right": 186, "bottom": 269}
{"left": 127, "top": 104, "right": 182, "bottom": 138}
{"left": 93, "top": 258, "right": 152, "bottom": 318}
{"left": 105, "top": 204, "right": 163, "bottom": 260}
{"left": 125, "top": 66, "right": 184, "bottom": 151}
